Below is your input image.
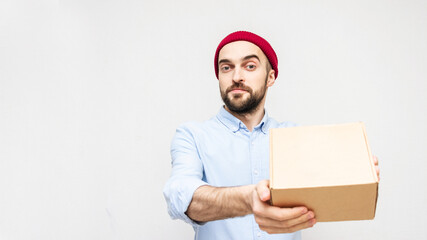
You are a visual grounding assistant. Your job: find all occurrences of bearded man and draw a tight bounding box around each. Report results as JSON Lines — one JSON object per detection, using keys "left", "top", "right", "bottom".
{"left": 163, "top": 31, "right": 316, "bottom": 240}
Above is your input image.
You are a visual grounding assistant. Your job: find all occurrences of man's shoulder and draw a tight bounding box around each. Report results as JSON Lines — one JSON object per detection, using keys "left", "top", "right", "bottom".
{"left": 175, "top": 116, "right": 218, "bottom": 135}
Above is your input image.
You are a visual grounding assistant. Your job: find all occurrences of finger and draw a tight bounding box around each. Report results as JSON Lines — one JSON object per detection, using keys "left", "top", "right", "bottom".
{"left": 270, "top": 206, "right": 308, "bottom": 221}
{"left": 254, "top": 203, "right": 307, "bottom": 221}
{"left": 373, "top": 155, "right": 378, "bottom": 165}
{"left": 256, "top": 180, "right": 270, "bottom": 202}
{"left": 255, "top": 210, "right": 315, "bottom": 229}
{"left": 259, "top": 217, "right": 316, "bottom": 234}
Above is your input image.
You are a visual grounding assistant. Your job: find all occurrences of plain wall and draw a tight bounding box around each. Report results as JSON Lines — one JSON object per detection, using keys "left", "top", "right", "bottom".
{"left": 1, "top": 0, "right": 426, "bottom": 239}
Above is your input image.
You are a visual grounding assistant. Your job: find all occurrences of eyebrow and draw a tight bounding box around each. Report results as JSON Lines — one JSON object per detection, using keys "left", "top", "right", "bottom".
{"left": 242, "top": 54, "right": 260, "bottom": 62}
{"left": 218, "top": 54, "right": 261, "bottom": 65}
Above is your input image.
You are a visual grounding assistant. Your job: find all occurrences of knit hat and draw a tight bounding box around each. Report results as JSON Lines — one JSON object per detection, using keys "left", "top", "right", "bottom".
{"left": 214, "top": 31, "right": 278, "bottom": 79}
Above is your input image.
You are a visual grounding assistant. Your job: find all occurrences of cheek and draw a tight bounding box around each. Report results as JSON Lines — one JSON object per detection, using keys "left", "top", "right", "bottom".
{"left": 253, "top": 74, "right": 269, "bottom": 88}
{"left": 218, "top": 79, "right": 230, "bottom": 90}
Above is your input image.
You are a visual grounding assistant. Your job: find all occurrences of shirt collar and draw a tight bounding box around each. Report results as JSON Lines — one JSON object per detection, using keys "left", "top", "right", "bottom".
{"left": 216, "top": 106, "right": 269, "bottom": 134}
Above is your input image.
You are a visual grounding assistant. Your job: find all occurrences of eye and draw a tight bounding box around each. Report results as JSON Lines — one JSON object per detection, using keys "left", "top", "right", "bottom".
{"left": 220, "top": 65, "right": 231, "bottom": 72}
{"left": 246, "top": 64, "right": 256, "bottom": 70}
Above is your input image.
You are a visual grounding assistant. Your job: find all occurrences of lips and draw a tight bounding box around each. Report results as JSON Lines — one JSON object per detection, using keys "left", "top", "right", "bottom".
{"left": 226, "top": 85, "right": 251, "bottom": 94}
{"left": 230, "top": 88, "right": 247, "bottom": 93}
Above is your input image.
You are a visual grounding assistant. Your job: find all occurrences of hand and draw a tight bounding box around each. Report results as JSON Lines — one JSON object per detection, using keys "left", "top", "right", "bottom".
{"left": 251, "top": 180, "right": 316, "bottom": 234}
{"left": 373, "top": 155, "right": 380, "bottom": 181}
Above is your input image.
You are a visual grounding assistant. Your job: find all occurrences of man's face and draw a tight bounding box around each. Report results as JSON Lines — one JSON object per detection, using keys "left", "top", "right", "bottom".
{"left": 218, "top": 41, "right": 275, "bottom": 114}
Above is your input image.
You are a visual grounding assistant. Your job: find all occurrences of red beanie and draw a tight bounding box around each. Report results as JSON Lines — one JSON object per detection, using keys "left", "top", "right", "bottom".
{"left": 214, "top": 31, "right": 278, "bottom": 79}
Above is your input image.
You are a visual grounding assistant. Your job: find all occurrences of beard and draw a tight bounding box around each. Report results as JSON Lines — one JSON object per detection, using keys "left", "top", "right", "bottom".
{"left": 220, "top": 76, "right": 268, "bottom": 114}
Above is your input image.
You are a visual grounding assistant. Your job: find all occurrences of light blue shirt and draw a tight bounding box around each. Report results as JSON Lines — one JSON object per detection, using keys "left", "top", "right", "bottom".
{"left": 163, "top": 107, "right": 300, "bottom": 240}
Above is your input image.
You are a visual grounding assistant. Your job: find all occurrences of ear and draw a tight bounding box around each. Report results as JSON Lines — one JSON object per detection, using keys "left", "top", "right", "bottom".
{"left": 266, "top": 69, "right": 276, "bottom": 87}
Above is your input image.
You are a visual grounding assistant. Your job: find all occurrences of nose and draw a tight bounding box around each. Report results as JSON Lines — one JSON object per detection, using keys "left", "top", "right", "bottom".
{"left": 232, "top": 67, "right": 244, "bottom": 83}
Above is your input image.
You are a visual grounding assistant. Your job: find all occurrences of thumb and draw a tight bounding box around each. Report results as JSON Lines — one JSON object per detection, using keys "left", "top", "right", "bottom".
{"left": 257, "top": 180, "right": 271, "bottom": 202}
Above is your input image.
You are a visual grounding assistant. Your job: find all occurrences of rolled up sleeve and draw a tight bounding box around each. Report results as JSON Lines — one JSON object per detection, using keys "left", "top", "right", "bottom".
{"left": 163, "top": 124, "right": 208, "bottom": 227}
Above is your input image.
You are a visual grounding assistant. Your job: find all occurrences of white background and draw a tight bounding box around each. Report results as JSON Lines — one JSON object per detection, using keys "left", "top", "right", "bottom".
{"left": 1, "top": 0, "right": 426, "bottom": 239}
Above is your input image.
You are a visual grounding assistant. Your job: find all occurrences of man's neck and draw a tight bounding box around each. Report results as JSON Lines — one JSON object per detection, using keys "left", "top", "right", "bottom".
{"left": 224, "top": 105, "right": 265, "bottom": 132}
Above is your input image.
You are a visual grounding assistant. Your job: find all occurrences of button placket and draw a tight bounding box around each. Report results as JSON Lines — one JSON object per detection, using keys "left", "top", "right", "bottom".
{"left": 250, "top": 132, "right": 262, "bottom": 183}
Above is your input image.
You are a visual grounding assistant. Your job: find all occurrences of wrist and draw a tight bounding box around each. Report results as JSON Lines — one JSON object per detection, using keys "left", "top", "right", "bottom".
{"left": 244, "top": 184, "right": 256, "bottom": 212}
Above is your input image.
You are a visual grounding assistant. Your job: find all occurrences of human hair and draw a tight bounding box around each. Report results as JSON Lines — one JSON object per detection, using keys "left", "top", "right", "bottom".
{"left": 266, "top": 61, "right": 273, "bottom": 78}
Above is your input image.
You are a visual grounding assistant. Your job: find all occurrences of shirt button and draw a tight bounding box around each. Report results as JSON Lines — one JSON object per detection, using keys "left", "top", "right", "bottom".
{"left": 257, "top": 232, "right": 262, "bottom": 237}
{"left": 251, "top": 142, "right": 255, "bottom": 145}
{"left": 254, "top": 170, "right": 259, "bottom": 175}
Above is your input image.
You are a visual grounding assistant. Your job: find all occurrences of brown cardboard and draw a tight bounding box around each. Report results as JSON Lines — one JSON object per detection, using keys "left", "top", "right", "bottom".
{"left": 269, "top": 122, "right": 378, "bottom": 222}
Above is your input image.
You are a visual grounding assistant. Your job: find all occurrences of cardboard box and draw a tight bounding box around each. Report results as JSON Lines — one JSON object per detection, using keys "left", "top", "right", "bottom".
{"left": 269, "top": 122, "right": 379, "bottom": 222}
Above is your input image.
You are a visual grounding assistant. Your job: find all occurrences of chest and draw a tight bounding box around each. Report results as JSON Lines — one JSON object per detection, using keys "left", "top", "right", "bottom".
{"left": 196, "top": 129, "right": 270, "bottom": 186}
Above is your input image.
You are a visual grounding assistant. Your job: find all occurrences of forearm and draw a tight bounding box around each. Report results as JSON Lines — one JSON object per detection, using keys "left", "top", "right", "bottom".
{"left": 186, "top": 184, "right": 255, "bottom": 222}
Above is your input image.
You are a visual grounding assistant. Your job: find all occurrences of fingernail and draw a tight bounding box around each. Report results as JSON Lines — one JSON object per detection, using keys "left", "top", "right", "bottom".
{"left": 301, "top": 207, "right": 308, "bottom": 214}
{"left": 310, "top": 218, "right": 316, "bottom": 227}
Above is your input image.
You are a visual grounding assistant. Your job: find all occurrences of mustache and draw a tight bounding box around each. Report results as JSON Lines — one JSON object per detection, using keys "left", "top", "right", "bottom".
{"left": 225, "top": 83, "right": 253, "bottom": 94}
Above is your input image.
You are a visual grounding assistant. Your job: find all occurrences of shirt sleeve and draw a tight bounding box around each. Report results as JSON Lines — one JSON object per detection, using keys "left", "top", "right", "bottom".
{"left": 163, "top": 123, "right": 208, "bottom": 227}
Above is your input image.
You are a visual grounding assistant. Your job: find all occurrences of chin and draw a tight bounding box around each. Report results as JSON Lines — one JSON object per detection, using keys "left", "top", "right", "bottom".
{"left": 229, "top": 99, "right": 246, "bottom": 107}
{"left": 229, "top": 93, "right": 248, "bottom": 100}
{"left": 229, "top": 101, "right": 248, "bottom": 110}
